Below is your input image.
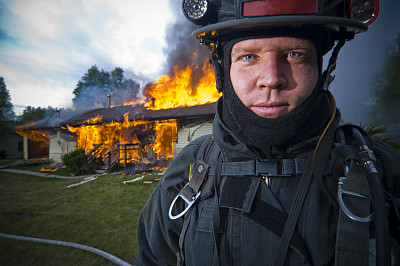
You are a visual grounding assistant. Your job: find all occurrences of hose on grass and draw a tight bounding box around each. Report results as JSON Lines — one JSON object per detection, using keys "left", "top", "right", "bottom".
{"left": 0, "top": 232, "right": 132, "bottom": 266}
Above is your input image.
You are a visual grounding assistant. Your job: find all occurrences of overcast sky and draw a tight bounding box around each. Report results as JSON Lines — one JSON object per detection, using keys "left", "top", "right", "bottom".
{"left": 1, "top": 0, "right": 400, "bottom": 125}
{"left": 0, "top": 0, "right": 175, "bottom": 114}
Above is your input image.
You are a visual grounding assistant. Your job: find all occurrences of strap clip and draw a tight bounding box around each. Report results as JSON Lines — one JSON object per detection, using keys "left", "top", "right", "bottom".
{"left": 337, "top": 177, "right": 373, "bottom": 222}
{"left": 169, "top": 160, "right": 210, "bottom": 220}
{"left": 256, "top": 160, "right": 278, "bottom": 177}
{"left": 169, "top": 183, "right": 201, "bottom": 220}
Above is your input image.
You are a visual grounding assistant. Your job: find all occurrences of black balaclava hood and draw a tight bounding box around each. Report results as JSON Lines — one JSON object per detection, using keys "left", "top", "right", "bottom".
{"left": 218, "top": 29, "right": 332, "bottom": 155}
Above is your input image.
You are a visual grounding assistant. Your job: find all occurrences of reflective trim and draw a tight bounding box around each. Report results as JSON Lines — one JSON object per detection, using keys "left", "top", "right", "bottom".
{"left": 243, "top": 0, "right": 317, "bottom": 17}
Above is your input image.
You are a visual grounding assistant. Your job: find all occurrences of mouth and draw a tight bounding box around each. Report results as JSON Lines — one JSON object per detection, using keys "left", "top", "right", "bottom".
{"left": 250, "top": 103, "right": 289, "bottom": 118}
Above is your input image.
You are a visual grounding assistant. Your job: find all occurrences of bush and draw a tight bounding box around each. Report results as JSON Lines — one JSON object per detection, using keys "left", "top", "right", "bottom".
{"left": 0, "top": 150, "right": 8, "bottom": 159}
{"left": 62, "top": 149, "right": 94, "bottom": 176}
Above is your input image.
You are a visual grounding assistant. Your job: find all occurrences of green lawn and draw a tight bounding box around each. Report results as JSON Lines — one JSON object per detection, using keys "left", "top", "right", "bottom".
{"left": 10, "top": 161, "right": 73, "bottom": 176}
{"left": 0, "top": 169, "right": 160, "bottom": 265}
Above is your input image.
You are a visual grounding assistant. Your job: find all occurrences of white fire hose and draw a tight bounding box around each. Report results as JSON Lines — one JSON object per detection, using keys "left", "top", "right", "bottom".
{"left": 0, "top": 232, "right": 132, "bottom": 266}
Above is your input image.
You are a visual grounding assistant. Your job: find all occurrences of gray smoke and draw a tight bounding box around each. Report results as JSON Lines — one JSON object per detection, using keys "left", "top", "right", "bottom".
{"left": 73, "top": 85, "right": 140, "bottom": 109}
{"left": 143, "top": 0, "right": 211, "bottom": 97}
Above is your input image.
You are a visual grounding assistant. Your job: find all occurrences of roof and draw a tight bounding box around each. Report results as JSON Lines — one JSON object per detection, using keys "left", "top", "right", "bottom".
{"left": 15, "top": 109, "right": 81, "bottom": 131}
{"left": 17, "top": 102, "right": 217, "bottom": 130}
{"left": 62, "top": 102, "right": 217, "bottom": 127}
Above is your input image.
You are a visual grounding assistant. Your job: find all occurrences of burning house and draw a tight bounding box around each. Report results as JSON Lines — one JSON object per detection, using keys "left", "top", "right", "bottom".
{"left": 59, "top": 59, "right": 219, "bottom": 171}
{"left": 16, "top": 102, "right": 216, "bottom": 170}
{"left": 62, "top": 102, "right": 216, "bottom": 170}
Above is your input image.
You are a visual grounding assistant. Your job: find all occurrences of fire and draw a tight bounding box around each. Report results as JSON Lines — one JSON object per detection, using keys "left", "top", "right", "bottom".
{"left": 129, "top": 60, "right": 220, "bottom": 110}
{"left": 65, "top": 59, "right": 219, "bottom": 167}
{"left": 86, "top": 114, "right": 103, "bottom": 124}
{"left": 65, "top": 61, "right": 217, "bottom": 165}
{"left": 40, "top": 167, "right": 58, "bottom": 172}
{"left": 66, "top": 113, "right": 177, "bottom": 165}
{"left": 15, "top": 128, "right": 49, "bottom": 149}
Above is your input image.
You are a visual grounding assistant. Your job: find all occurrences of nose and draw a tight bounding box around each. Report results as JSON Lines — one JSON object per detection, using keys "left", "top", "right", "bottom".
{"left": 256, "top": 55, "right": 287, "bottom": 90}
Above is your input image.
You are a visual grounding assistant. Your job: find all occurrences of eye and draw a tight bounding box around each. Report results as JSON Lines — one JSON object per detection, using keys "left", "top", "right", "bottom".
{"left": 288, "top": 52, "right": 301, "bottom": 58}
{"left": 241, "top": 54, "right": 255, "bottom": 62}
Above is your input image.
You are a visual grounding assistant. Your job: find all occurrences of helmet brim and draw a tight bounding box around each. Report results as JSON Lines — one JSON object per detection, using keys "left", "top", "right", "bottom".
{"left": 192, "top": 15, "right": 368, "bottom": 39}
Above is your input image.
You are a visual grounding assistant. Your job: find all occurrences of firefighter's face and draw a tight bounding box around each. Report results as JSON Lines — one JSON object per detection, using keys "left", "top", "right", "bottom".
{"left": 230, "top": 37, "right": 319, "bottom": 119}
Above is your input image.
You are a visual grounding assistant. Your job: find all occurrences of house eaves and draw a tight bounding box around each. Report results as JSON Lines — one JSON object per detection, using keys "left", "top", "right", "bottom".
{"left": 63, "top": 102, "right": 217, "bottom": 127}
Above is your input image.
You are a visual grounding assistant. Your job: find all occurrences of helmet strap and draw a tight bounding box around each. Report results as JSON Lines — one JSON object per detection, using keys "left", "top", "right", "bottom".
{"left": 210, "top": 53, "right": 224, "bottom": 93}
{"left": 321, "top": 38, "right": 345, "bottom": 90}
{"left": 200, "top": 36, "right": 224, "bottom": 93}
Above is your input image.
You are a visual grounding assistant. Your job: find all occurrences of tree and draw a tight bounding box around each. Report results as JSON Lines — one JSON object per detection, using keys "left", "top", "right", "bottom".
{"left": 73, "top": 65, "right": 110, "bottom": 97}
{"left": 0, "top": 77, "right": 15, "bottom": 121}
{"left": 0, "top": 77, "right": 16, "bottom": 140}
{"left": 111, "top": 67, "right": 124, "bottom": 89}
{"left": 72, "top": 66, "right": 140, "bottom": 108}
{"left": 364, "top": 123, "right": 400, "bottom": 149}
{"left": 371, "top": 33, "right": 400, "bottom": 124}
{"left": 18, "top": 106, "right": 57, "bottom": 125}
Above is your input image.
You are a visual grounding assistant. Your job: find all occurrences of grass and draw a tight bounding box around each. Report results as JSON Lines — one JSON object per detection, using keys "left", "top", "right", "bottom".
{"left": 10, "top": 162, "right": 73, "bottom": 177}
{"left": 0, "top": 169, "right": 160, "bottom": 265}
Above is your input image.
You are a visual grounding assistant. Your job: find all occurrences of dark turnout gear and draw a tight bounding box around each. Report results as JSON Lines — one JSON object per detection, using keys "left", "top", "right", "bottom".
{"left": 134, "top": 0, "right": 400, "bottom": 265}
{"left": 134, "top": 98, "right": 400, "bottom": 265}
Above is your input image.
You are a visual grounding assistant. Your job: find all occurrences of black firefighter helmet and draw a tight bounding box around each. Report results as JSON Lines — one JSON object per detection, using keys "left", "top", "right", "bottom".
{"left": 182, "top": 0, "right": 379, "bottom": 92}
{"left": 182, "top": 0, "right": 379, "bottom": 54}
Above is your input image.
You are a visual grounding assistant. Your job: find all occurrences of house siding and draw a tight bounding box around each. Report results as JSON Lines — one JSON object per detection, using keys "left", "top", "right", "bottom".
{"left": 49, "top": 130, "right": 77, "bottom": 162}
{"left": 173, "top": 120, "right": 213, "bottom": 157}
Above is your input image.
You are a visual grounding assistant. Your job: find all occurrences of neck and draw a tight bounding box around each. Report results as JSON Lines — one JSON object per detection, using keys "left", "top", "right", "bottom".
{"left": 220, "top": 90, "right": 335, "bottom": 158}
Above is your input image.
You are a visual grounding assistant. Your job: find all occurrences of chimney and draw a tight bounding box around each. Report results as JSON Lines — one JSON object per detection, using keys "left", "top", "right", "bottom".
{"left": 151, "top": 98, "right": 155, "bottom": 108}
{"left": 108, "top": 94, "right": 111, "bottom": 107}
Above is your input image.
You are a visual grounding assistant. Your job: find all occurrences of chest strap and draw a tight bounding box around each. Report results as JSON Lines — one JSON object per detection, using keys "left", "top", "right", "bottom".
{"left": 169, "top": 157, "right": 334, "bottom": 220}
{"left": 207, "top": 159, "right": 334, "bottom": 177}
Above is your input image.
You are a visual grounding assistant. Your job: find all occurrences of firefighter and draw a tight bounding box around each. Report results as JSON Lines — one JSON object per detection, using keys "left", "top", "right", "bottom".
{"left": 134, "top": 0, "right": 400, "bottom": 265}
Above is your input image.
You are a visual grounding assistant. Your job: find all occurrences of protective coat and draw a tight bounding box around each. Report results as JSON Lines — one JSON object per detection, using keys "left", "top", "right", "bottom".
{"left": 134, "top": 103, "right": 400, "bottom": 266}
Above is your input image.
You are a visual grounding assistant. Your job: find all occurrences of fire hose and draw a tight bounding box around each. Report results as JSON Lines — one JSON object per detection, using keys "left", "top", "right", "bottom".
{"left": 352, "top": 128, "right": 391, "bottom": 266}
{"left": 0, "top": 232, "right": 132, "bottom": 266}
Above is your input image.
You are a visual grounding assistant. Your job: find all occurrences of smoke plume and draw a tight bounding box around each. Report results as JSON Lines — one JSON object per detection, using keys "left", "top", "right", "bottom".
{"left": 143, "top": 0, "right": 212, "bottom": 98}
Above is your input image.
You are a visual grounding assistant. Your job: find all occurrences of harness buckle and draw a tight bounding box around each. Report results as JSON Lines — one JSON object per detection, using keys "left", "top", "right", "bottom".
{"left": 256, "top": 160, "right": 278, "bottom": 176}
{"left": 337, "top": 177, "right": 373, "bottom": 222}
{"left": 169, "top": 183, "right": 201, "bottom": 220}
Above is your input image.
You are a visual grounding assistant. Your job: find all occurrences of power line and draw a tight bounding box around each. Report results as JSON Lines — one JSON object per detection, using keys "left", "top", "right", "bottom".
{"left": 1, "top": 68, "right": 76, "bottom": 81}
{"left": 0, "top": 54, "right": 83, "bottom": 80}
{"left": 0, "top": 54, "right": 83, "bottom": 75}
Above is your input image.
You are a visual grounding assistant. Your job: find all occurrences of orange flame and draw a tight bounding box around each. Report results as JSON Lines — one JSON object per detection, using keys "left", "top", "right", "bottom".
{"left": 86, "top": 114, "right": 103, "bottom": 124}
{"left": 40, "top": 167, "right": 58, "bottom": 172}
{"left": 144, "top": 62, "right": 220, "bottom": 110}
{"left": 66, "top": 113, "right": 177, "bottom": 163}
{"left": 15, "top": 128, "right": 49, "bottom": 149}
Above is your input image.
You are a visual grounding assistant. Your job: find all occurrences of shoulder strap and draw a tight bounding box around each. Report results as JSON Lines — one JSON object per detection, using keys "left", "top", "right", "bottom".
{"left": 200, "top": 135, "right": 221, "bottom": 162}
{"left": 333, "top": 126, "right": 370, "bottom": 266}
{"left": 333, "top": 125, "right": 391, "bottom": 266}
{"left": 176, "top": 135, "right": 221, "bottom": 266}
{"left": 274, "top": 92, "right": 339, "bottom": 266}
